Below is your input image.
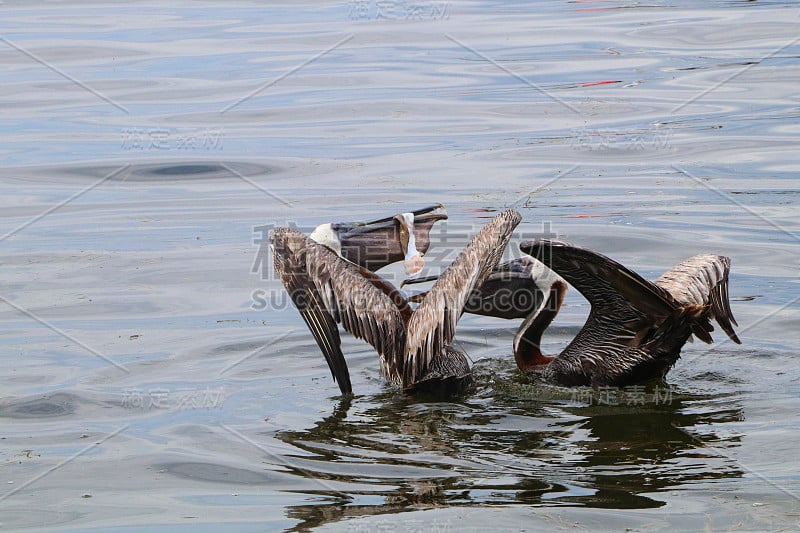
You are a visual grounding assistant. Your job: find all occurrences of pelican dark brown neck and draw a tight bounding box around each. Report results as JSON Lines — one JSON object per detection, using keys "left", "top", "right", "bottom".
{"left": 513, "top": 279, "right": 566, "bottom": 371}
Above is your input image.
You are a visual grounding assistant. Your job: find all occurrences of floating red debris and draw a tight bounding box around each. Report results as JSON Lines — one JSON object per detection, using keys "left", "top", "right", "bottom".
{"left": 580, "top": 80, "right": 622, "bottom": 87}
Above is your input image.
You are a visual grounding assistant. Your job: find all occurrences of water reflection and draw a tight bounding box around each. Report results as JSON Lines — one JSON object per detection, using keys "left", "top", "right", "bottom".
{"left": 274, "top": 383, "right": 744, "bottom": 530}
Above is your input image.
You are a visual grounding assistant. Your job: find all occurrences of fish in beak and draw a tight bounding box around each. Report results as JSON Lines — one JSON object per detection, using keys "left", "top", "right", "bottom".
{"left": 310, "top": 204, "right": 447, "bottom": 272}
{"left": 395, "top": 212, "right": 425, "bottom": 275}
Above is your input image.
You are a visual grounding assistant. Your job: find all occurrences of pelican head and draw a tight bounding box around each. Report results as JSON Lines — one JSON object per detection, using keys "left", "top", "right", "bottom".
{"left": 310, "top": 204, "right": 447, "bottom": 274}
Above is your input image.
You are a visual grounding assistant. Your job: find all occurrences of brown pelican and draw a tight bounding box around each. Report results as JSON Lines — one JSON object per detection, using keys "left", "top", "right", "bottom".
{"left": 270, "top": 209, "right": 522, "bottom": 395}
{"left": 309, "top": 204, "right": 447, "bottom": 274}
{"left": 516, "top": 239, "right": 741, "bottom": 387}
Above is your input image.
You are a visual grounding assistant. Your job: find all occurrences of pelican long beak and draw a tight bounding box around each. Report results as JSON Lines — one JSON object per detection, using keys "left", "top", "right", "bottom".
{"left": 400, "top": 274, "right": 439, "bottom": 288}
{"left": 352, "top": 204, "right": 447, "bottom": 229}
{"left": 326, "top": 205, "right": 447, "bottom": 272}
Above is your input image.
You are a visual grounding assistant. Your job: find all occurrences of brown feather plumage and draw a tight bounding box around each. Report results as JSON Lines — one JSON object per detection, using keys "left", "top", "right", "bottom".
{"left": 519, "top": 240, "right": 741, "bottom": 386}
{"left": 271, "top": 209, "right": 522, "bottom": 394}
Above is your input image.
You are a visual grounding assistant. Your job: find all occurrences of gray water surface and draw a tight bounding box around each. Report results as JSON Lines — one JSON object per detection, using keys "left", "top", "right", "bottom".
{"left": 1, "top": 1, "right": 799, "bottom": 531}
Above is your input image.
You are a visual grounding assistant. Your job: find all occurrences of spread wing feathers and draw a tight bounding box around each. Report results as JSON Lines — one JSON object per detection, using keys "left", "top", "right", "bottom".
{"left": 327, "top": 261, "right": 410, "bottom": 382}
{"left": 271, "top": 227, "right": 352, "bottom": 394}
{"left": 270, "top": 227, "right": 407, "bottom": 391}
{"left": 520, "top": 239, "right": 680, "bottom": 322}
{"left": 655, "top": 254, "right": 741, "bottom": 344}
{"left": 403, "top": 209, "right": 522, "bottom": 387}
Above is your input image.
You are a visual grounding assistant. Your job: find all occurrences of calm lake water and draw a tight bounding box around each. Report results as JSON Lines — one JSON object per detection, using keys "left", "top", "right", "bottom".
{"left": 1, "top": 1, "right": 799, "bottom": 531}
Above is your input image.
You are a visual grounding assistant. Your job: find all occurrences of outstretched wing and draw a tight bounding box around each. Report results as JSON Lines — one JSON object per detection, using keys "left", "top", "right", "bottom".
{"left": 403, "top": 209, "right": 522, "bottom": 387}
{"left": 519, "top": 239, "right": 683, "bottom": 344}
{"left": 271, "top": 227, "right": 409, "bottom": 393}
{"left": 655, "top": 254, "right": 740, "bottom": 344}
{"left": 522, "top": 240, "right": 679, "bottom": 314}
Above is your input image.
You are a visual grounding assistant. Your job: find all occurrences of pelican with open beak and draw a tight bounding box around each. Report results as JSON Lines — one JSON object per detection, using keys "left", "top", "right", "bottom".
{"left": 309, "top": 204, "right": 447, "bottom": 274}
{"left": 271, "top": 209, "right": 522, "bottom": 395}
